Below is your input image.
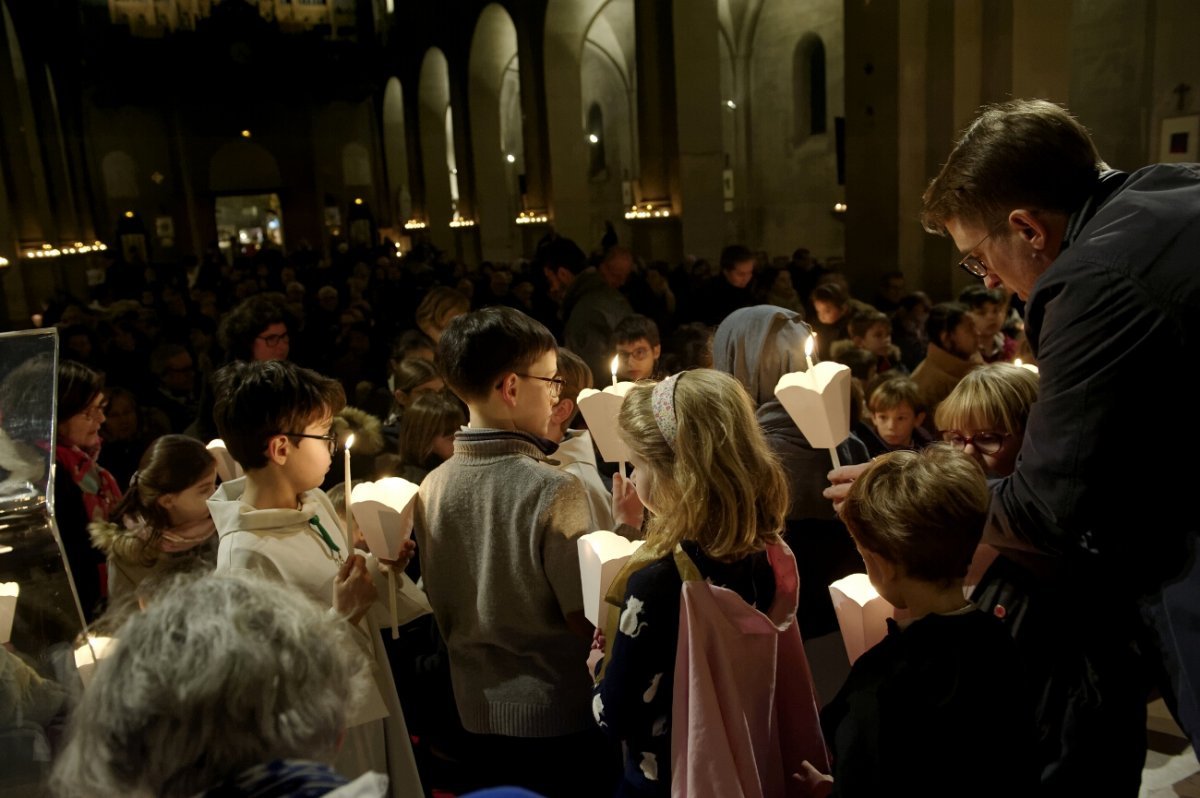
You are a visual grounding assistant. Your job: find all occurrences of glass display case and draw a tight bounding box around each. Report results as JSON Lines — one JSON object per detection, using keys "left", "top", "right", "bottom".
{"left": 0, "top": 329, "right": 89, "bottom": 796}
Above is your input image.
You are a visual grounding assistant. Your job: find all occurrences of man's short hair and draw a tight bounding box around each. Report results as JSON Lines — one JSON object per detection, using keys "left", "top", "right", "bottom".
{"left": 535, "top": 236, "right": 587, "bottom": 276}
{"left": 868, "top": 376, "right": 924, "bottom": 414}
{"left": 848, "top": 309, "right": 891, "bottom": 339}
{"left": 719, "top": 244, "right": 754, "bottom": 273}
{"left": 437, "top": 306, "right": 558, "bottom": 402}
{"left": 212, "top": 360, "right": 345, "bottom": 470}
{"left": 958, "top": 284, "right": 1007, "bottom": 310}
{"left": 921, "top": 99, "right": 1104, "bottom": 233}
{"left": 614, "top": 314, "right": 661, "bottom": 348}
{"left": 839, "top": 445, "right": 990, "bottom": 584}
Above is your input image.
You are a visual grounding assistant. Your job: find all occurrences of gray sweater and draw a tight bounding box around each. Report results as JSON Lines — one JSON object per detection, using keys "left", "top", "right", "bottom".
{"left": 415, "top": 428, "right": 594, "bottom": 737}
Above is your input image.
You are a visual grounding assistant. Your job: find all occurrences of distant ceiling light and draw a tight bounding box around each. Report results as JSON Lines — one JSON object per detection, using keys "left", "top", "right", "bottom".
{"left": 726, "top": 100, "right": 737, "bottom": 109}
{"left": 588, "top": 133, "right": 600, "bottom": 144}
{"left": 124, "top": 211, "right": 134, "bottom": 219}
{"left": 506, "top": 153, "right": 516, "bottom": 163}
{"left": 241, "top": 129, "right": 252, "bottom": 138}
{"left": 354, "top": 198, "right": 363, "bottom": 205}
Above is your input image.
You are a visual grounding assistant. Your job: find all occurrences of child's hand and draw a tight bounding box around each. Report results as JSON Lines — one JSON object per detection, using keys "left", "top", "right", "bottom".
{"left": 587, "top": 626, "right": 606, "bottom": 676}
{"left": 790, "top": 762, "right": 834, "bottom": 798}
{"left": 612, "top": 472, "right": 645, "bottom": 529}
{"left": 377, "top": 539, "right": 417, "bottom": 574}
{"left": 822, "top": 462, "right": 871, "bottom": 509}
{"left": 333, "top": 554, "right": 378, "bottom": 625}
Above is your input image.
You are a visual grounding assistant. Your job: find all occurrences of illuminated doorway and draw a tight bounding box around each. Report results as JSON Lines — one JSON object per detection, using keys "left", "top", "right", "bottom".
{"left": 215, "top": 193, "right": 284, "bottom": 260}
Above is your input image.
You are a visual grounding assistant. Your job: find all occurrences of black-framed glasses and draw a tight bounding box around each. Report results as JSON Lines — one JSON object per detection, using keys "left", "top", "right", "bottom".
{"left": 617, "top": 346, "right": 653, "bottom": 361}
{"left": 513, "top": 373, "right": 565, "bottom": 400}
{"left": 942, "top": 430, "right": 1011, "bottom": 455}
{"left": 257, "top": 332, "right": 290, "bottom": 347}
{"left": 281, "top": 432, "right": 338, "bottom": 456}
{"left": 958, "top": 219, "right": 1010, "bottom": 279}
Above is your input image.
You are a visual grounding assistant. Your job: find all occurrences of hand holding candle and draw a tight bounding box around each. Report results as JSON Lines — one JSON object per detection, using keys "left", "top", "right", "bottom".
{"left": 610, "top": 355, "right": 625, "bottom": 479}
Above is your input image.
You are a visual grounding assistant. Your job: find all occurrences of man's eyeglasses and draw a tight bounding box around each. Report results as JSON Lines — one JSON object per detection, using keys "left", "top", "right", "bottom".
{"left": 942, "top": 430, "right": 1011, "bottom": 455}
{"left": 514, "top": 373, "right": 565, "bottom": 400}
{"left": 617, "top": 347, "right": 652, "bottom": 361}
{"left": 257, "top": 332, "right": 290, "bottom": 347}
{"left": 958, "top": 220, "right": 1010, "bottom": 279}
{"left": 282, "top": 432, "right": 339, "bottom": 456}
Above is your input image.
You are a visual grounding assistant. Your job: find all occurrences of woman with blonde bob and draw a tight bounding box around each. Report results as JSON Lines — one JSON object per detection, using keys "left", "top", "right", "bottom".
{"left": 50, "top": 571, "right": 380, "bottom": 797}
{"left": 590, "top": 368, "right": 826, "bottom": 797}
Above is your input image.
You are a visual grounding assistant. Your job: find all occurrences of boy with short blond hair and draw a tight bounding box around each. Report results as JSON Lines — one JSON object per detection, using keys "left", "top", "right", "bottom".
{"left": 416, "top": 307, "right": 614, "bottom": 795}
{"left": 549, "top": 348, "right": 615, "bottom": 531}
{"left": 207, "top": 359, "right": 428, "bottom": 798}
{"left": 812, "top": 446, "right": 1038, "bottom": 797}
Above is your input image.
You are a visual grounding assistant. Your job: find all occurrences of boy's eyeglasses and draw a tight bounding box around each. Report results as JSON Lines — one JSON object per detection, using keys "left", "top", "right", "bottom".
{"left": 617, "top": 346, "right": 652, "bottom": 361}
{"left": 282, "top": 432, "right": 339, "bottom": 456}
{"left": 257, "top": 332, "right": 290, "bottom": 347}
{"left": 513, "top": 373, "right": 565, "bottom": 400}
{"left": 942, "top": 430, "right": 1011, "bottom": 455}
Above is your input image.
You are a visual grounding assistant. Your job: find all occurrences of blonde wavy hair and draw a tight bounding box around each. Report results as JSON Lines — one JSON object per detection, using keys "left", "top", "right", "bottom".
{"left": 617, "top": 369, "right": 788, "bottom": 560}
{"left": 934, "top": 362, "right": 1039, "bottom": 434}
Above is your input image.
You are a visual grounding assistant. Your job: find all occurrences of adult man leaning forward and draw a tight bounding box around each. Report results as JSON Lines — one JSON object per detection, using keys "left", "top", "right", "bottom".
{"left": 827, "top": 99, "right": 1200, "bottom": 793}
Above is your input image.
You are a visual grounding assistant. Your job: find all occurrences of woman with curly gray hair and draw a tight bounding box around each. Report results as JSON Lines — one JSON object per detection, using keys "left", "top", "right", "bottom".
{"left": 50, "top": 572, "right": 382, "bottom": 798}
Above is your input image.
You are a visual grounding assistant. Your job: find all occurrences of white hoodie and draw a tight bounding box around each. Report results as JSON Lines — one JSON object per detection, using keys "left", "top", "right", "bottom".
{"left": 208, "top": 478, "right": 430, "bottom": 798}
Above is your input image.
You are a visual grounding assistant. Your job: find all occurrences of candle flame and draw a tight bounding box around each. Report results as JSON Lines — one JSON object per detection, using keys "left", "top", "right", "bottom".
{"left": 345, "top": 433, "right": 356, "bottom": 450}
{"left": 805, "top": 335, "right": 814, "bottom": 357}
{"left": 611, "top": 355, "right": 619, "bottom": 376}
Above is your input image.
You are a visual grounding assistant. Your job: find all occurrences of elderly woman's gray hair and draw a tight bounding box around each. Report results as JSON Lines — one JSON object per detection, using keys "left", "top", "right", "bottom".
{"left": 51, "top": 572, "right": 371, "bottom": 797}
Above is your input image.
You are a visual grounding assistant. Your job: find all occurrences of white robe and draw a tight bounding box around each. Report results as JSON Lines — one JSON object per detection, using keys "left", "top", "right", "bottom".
{"left": 209, "top": 478, "right": 430, "bottom": 798}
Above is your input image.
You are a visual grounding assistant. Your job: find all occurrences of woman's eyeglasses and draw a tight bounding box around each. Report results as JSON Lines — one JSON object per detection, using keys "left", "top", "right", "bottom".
{"left": 942, "top": 430, "right": 1011, "bottom": 455}
{"left": 257, "top": 332, "right": 290, "bottom": 347}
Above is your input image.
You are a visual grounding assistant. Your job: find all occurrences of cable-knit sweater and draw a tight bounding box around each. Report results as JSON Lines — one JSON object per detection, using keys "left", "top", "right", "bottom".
{"left": 415, "top": 428, "right": 594, "bottom": 737}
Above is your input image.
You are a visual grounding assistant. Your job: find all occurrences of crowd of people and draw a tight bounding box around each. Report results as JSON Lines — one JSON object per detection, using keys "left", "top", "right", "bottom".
{"left": 2, "top": 98, "right": 1196, "bottom": 797}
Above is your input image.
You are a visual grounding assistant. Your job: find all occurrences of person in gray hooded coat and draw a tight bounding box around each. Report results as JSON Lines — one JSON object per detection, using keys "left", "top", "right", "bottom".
{"left": 712, "top": 305, "right": 870, "bottom": 639}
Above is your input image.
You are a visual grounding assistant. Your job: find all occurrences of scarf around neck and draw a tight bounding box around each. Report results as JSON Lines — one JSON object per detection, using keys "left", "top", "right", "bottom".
{"left": 56, "top": 442, "right": 121, "bottom": 522}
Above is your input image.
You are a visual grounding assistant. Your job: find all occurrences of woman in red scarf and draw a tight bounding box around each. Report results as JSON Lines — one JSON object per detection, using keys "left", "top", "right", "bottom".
{"left": 55, "top": 361, "right": 122, "bottom": 621}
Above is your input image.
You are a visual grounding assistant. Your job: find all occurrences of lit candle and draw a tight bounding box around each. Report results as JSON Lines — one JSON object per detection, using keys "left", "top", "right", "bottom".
{"left": 343, "top": 433, "right": 356, "bottom": 561}
{"left": 805, "top": 333, "right": 816, "bottom": 370}
{"left": 610, "top": 355, "right": 624, "bottom": 482}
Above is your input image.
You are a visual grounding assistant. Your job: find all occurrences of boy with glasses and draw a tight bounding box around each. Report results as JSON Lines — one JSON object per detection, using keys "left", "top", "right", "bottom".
{"left": 207, "top": 359, "right": 429, "bottom": 798}
{"left": 613, "top": 314, "right": 662, "bottom": 381}
{"left": 415, "top": 307, "right": 616, "bottom": 796}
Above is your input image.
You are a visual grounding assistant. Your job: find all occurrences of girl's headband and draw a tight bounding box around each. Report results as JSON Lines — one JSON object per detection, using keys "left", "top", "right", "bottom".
{"left": 651, "top": 373, "right": 683, "bottom": 450}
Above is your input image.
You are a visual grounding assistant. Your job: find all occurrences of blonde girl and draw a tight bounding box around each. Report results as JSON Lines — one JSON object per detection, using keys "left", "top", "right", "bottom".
{"left": 591, "top": 369, "right": 825, "bottom": 796}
